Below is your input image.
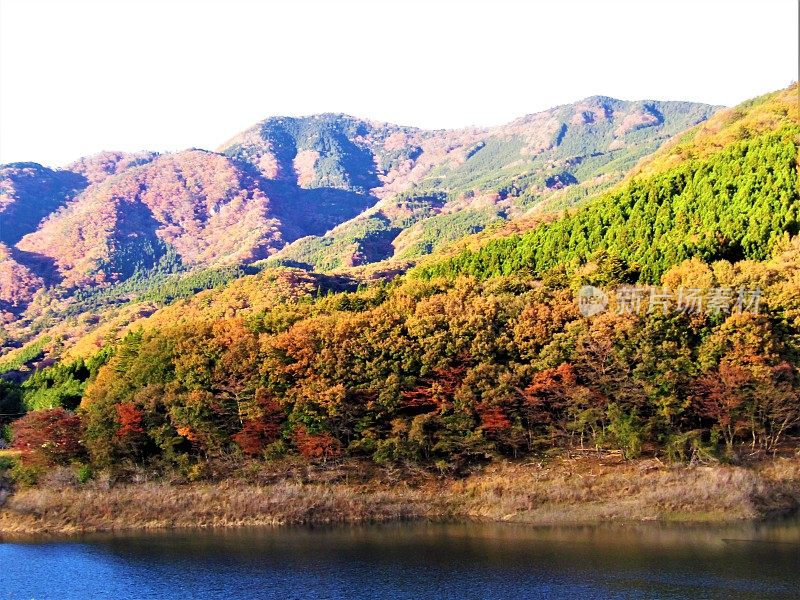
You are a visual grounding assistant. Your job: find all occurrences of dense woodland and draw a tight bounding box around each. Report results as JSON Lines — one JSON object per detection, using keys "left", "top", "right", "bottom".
{"left": 3, "top": 233, "right": 799, "bottom": 481}
{"left": 417, "top": 127, "right": 799, "bottom": 283}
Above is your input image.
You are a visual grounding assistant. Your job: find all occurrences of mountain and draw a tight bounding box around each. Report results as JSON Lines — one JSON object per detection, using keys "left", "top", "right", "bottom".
{"left": 0, "top": 96, "right": 717, "bottom": 319}
{"left": 221, "top": 99, "right": 718, "bottom": 271}
{"left": 65, "top": 151, "right": 159, "bottom": 185}
{"left": 16, "top": 150, "right": 285, "bottom": 289}
{"left": 58, "top": 83, "right": 794, "bottom": 363}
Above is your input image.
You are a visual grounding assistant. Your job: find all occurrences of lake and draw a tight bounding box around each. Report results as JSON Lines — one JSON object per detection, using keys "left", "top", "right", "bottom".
{"left": 2, "top": 520, "right": 799, "bottom": 599}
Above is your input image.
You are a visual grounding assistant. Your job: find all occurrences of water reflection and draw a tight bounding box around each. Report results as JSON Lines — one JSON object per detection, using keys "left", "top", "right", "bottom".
{"left": 2, "top": 520, "right": 799, "bottom": 599}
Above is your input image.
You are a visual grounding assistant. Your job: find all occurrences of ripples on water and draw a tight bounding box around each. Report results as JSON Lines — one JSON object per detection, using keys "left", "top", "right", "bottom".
{"left": 2, "top": 520, "right": 799, "bottom": 599}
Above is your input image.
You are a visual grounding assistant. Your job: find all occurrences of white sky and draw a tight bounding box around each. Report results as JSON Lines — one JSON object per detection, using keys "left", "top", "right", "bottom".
{"left": 0, "top": 0, "right": 797, "bottom": 167}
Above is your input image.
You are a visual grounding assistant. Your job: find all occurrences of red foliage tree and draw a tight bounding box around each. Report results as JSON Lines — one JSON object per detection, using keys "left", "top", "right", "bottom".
{"left": 292, "top": 425, "right": 342, "bottom": 462}
{"left": 233, "top": 391, "right": 284, "bottom": 456}
{"left": 400, "top": 365, "right": 466, "bottom": 414}
{"left": 691, "top": 361, "right": 753, "bottom": 449}
{"left": 12, "top": 408, "right": 83, "bottom": 465}
{"left": 519, "top": 363, "right": 600, "bottom": 448}
{"left": 521, "top": 364, "right": 577, "bottom": 424}
{"left": 116, "top": 402, "right": 144, "bottom": 439}
{"left": 478, "top": 406, "right": 511, "bottom": 434}
{"left": 692, "top": 360, "right": 800, "bottom": 451}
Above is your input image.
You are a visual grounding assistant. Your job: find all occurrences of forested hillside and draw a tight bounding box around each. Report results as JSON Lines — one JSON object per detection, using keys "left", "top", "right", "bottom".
{"left": 16, "top": 151, "right": 285, "bottom": 288}
{"left": 415, "top": 86, "right": 799, "bottom": 283}
{"left": 0, "top": 162, "right": 87, "bottom": 246}
{"left": 251, "top": 99, "right": 717, "bottom": 271}
{"left": 415, "top": 126, "right": 799, "bottom": 283}
{"left": 0, "top": 97, "right": 715, "bottom": 322}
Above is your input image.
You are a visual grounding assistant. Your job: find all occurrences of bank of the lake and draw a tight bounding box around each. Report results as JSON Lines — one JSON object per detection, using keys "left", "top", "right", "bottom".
{"left": 2, "top": 454, "right": 800, "bottom": 537}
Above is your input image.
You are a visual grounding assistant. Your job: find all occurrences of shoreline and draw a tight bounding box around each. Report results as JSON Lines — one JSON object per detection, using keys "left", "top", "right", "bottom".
{"left": 2, "top": 454, "right": 799, "bottom": 539}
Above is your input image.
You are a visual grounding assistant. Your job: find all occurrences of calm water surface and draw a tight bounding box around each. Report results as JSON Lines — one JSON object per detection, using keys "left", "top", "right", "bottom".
{"left": 1, "top": 520, "right": 799, "bottom": 599}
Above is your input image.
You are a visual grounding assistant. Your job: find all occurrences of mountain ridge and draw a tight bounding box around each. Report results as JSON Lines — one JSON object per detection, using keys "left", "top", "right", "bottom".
{"left": 0, "top": 94, "right": 719, "bottom": 326}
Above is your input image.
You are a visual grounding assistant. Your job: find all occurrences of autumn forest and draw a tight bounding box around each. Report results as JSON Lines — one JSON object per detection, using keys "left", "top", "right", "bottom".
{"left": 0, "top": 84, "right": 798, "bottom": 519}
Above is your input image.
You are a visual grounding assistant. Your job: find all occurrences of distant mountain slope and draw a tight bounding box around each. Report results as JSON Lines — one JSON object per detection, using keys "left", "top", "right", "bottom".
{"left": 631, "top": 85, "right": 799, "bottom": 178}
{"left": 16, "top": 151, "right": 283, "bottom": 288}
{"left": 0, "top": 162, "right": 87, "bottom": 245}
{"left": 0, "top": 95, "right": 716, "bottom": 317}
{"left": 222, "top": 99, "right": 718, "bottom": 202}
{"left": 237, "top": 98, "right": 717, "bottom": 271}
{"left": 0, "top": 243, "right": 44, "bottom": 314}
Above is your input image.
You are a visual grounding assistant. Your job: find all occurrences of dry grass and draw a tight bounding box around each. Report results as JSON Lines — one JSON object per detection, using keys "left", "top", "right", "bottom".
{"left": 2, "top": 454, "right": 799, "bottom": 537}
{"left": 448, "top": 455, "right": 800, "bottom": 524}
{"left": 0, "top": 479, "right": 436, "bottom": 536}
